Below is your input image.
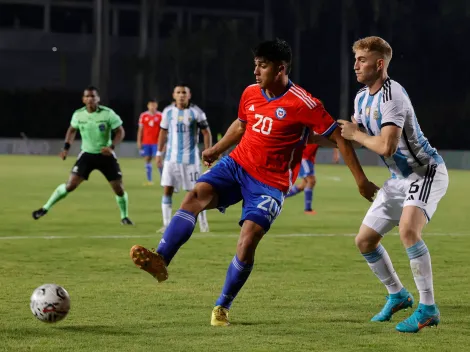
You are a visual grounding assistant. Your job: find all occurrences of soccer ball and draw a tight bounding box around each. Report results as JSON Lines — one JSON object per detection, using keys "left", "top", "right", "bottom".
{"left": 30, "top": 284, "right": 70, "bottom": 323}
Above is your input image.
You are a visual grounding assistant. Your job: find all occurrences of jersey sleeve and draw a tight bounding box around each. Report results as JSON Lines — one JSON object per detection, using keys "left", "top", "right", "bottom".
{"left": 381, "top": 98, "right": 406, "bottom": 129}
{"left": 70, "top": 112, "right": 79, "bottom": 129}
{"left": 299, "top": 98, "right": 337, "bottom": 137}
{"left": 196, "top": 110, "right": 209, "bottom": 129}
{"left": 160, "top": 108, "right": 169, "bottom": 130}
{"left": 237, "top": 88, "right": 249, "bottom": 122}
{"left": 353, "top": 94, "right": 362, "bottom": 126}
{"left": 138, "top": 113, "right": 144, "bottom": 127}
{"left": 108, "top": 109, "right": 123, "bottom": 130}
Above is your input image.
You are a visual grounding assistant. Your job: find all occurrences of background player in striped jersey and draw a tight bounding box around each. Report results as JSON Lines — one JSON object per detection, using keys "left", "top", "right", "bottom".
{"left": 338, "top": 36, "right": 448, "bottom": 333}
{"left": 155, "top": 84, "right": 212, "bottom": 233}
{"left": 137, "top": 98, "right": 162, "bottom": 186}
{"left": 130, "top": 39, "right": 378, "bottom": 326}
{"left": 32, "top": 86, "right": 133, "bottom": 225}
{"left": 286, "top": 144, "right": 340, "bottom": 214}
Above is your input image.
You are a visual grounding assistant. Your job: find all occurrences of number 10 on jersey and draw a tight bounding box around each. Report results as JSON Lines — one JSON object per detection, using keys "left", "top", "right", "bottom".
{"left": 252, "top": 114, "right": 273, "bottom": 135}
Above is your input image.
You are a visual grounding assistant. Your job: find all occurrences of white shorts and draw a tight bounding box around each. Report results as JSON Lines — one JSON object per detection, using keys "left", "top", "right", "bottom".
{"left": 161, "top": 161, "right": 201, "bottom": 192}
{"left": 363, "top": 163, "right": 449, "bottom": 235}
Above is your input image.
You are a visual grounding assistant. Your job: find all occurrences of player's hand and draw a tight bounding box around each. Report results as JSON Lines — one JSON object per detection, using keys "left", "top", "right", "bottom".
{"left": 357, "top": 179, "right": 380, "bottom": 202}
{"left": 202, "top": 147, "right": 220, "bottom": 167}
{"left": 59, "top": 149, "right": 68, "bottom": 160}
{"left": 156, "top": 155, "right": 163, "bottom": 169}
{"left": 101, "top": 147, "right": 114, "bottom": 156}
{"left": 137, "top": 143, "right": 142, "bottom": 151}
{"left": 337, "top": 119, "right": 359, "bottom": 141}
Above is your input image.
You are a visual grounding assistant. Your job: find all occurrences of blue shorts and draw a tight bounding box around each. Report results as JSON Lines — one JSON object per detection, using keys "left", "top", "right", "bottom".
{"left": 140, "top": 144, "right": 158, "bottom": 157}
{"left": 197, "top": 156, "right": 284, "bottom": 232}
{"left": 298, "top": 159, "right": 315, "bottom": 178}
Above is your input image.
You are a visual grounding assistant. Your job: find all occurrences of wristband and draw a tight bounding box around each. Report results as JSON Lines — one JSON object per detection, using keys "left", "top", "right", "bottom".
{"left": 64, "top": 142, "right": 71, "bottom": 150}
{"left": 110, "top": 144, "right": 115, "bottom": 150}
{"left": 156, "top": 150, "right": 163, "bottom": 157}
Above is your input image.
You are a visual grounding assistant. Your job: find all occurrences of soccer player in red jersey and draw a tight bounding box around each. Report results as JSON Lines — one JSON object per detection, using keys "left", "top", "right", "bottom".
{"left": 286, "top": 144, "right": 340, "bottom": 214}
{"left": 130, "top": 39, "right": 379, "bottom": 325}
{"left": 137, "top": 98, "right": 162, "bottom": 185}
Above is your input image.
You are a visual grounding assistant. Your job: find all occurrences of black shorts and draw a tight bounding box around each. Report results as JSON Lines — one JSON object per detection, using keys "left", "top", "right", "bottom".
{"left": 72, "top": 152, "right": 122, "bottom": 182}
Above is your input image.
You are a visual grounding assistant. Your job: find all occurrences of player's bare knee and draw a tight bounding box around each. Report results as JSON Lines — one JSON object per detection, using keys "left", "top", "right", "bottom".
{"left": 110, "top": 181, "right": 124, "bottom": 196}
{"left": 182, "top": 189, "right": 199, "bottom": 204}
{"left": 181, "top": 189, "right": 209, "bottom": 214}
{"left": 306, "top": 176, "right": 316, "bottom": 188}
{"left": 236, "top": 235, "right": 257, "bottom": 262}
{"left": 183, "top": 183, "right": 216, "bottom": 211}
{"left": 355, "top": 232, "right": 380, "bottom": 253}
{"left": 65, "top": 183, "right": 77, "bottom": 192}
{"left": 399, "top": 224, "right": 421, "bottom": 244}
{"left": 65, "top": 179, "right": 80, "bottom": 192}
{"left": 114, "top": 188, "right": 124, "bottom": 197}
{"left": 355, "top": 234, "right": 368, "bottom": 252}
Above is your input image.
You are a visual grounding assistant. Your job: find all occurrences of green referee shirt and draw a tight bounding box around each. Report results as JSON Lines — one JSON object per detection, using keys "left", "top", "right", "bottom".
{"left": 70, "top": 106, "right": 123, "bottom": 154}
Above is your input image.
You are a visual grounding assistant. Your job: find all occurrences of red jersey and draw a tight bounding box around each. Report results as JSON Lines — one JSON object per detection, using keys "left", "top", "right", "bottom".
{"left": 139, "top": 111, "right": 162, "bottom": 144}
{"left": 302, "top": 144, "right": 319, "bottom": 163}
{"left": 230, "top": 82, "right": 337, "bottom": 193}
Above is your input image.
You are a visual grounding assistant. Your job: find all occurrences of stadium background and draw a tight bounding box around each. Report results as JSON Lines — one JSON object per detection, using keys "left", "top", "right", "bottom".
{"left": 0, "top": 0, "right": 468, "bottom": 149}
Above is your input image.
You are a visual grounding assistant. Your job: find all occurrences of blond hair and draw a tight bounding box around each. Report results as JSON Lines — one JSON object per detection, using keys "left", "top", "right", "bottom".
{"left": 352, "top": 36, "right": 393, "bottom": 66}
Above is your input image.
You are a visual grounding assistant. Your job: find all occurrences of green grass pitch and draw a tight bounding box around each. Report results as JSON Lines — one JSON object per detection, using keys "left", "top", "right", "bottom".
{"left": 1, "top": 155, "right": 470, "bottom": 351}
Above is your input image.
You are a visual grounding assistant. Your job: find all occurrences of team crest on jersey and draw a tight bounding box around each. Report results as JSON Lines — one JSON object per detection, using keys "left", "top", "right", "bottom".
{"left": 275, "top": 107, "right": 286, "bottom": 119}
{"left": 178, "top": 115, "right": 184, "bottom": 122}
{"left": 373, "top": 110, "right": 379, "bottom": 120}
{"left": 98, "top": 123, "right": 106, "bottom": 131}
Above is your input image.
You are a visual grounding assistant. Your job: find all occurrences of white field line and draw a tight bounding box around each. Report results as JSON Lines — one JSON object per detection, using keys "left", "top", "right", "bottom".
{"left": 0, "top": 232, "right": 467, "bottom": 240}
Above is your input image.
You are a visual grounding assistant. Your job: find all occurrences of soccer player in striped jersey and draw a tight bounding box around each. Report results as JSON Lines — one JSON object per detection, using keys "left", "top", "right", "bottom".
{"left": 286, "top": 145, "right": 340, "bottom": 214}
{"left": 130, "top": 39, "right": 378, "bottom": 326}
{"left": 338, "top": 36, "right": 448, "bottom": 333}
{"left": 155, "top": 84, "right": 212, "bottom": 233}
{"left": 137, "top": 98, "right": 162, "bottom": 185}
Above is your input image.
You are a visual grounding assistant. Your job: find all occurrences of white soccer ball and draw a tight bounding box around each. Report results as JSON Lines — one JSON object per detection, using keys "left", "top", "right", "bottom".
{"left": 30, "top": 284, "right": 70, "bottom": 323}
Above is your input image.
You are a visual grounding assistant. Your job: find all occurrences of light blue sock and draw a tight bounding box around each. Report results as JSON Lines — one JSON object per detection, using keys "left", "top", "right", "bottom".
{"left": 406, "top": 240, "right": 429, "bottom": 260}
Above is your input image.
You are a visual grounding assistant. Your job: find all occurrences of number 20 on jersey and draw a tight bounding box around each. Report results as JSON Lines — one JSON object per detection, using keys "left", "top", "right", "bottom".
{"left": 252, "top": 114, "right": 273, "bottom": 135}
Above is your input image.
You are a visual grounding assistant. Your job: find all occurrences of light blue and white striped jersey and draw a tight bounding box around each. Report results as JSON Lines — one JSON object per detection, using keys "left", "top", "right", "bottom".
{"left": 354, "top": 78, "right": 444, "bottom": 179}
{"left": 160, "top": 103, "right": 209, "bottom": 164}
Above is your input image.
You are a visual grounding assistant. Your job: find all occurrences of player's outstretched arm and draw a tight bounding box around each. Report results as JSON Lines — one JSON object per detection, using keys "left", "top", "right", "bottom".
{"left": 60, "top": 126, "right": 77, "bottom": 160}
{"left": 338, "top": 119, "right": 401, "bottom": 157}
{"left": 329, "top": 127, "right": 379, "bottom": 202}
{"left": 202, "top": 119, "right": 246, "bottom": 166}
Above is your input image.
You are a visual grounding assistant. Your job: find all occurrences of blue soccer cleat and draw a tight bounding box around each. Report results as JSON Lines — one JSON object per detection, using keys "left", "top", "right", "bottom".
{"left": 395, "top": 303, "right": 440, "bottom": 333}
{"left": 371, "top": 288, "right": 414, "bottom": 322}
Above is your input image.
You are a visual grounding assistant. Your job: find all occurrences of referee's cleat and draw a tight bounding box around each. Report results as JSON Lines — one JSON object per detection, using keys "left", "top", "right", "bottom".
{"left": 32, "top": 208, "right": 48, "bottom": 220}
{"left": 121, "top": 217, "right": 134, "bottom": 225}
